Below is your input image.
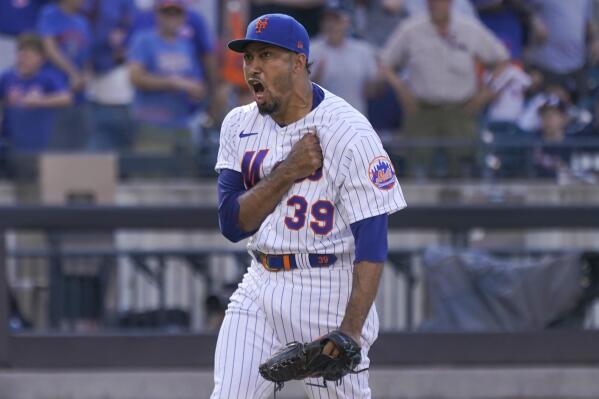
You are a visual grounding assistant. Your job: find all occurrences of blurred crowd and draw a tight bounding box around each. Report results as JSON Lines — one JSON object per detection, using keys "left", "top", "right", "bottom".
{"left": 1, "top": 0, "right": 599, "bottom": 180}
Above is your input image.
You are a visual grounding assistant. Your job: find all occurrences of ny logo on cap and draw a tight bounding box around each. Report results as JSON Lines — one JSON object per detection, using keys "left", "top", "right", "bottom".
{"left": 255, "top": 17, "right": 269, "bottom": 33}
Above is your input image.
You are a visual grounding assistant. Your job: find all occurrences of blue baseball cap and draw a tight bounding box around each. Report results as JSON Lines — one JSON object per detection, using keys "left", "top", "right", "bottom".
{"left": 228, "top": 13, "right": 309, "bottom": 58}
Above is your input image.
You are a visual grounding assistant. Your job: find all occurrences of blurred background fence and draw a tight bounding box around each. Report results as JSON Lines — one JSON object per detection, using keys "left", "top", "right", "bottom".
{"left": 3, "top": 137, "right": 599, "bottom": 181}
{"left": 1, "top": 205, "right": 599, "bottom": 371}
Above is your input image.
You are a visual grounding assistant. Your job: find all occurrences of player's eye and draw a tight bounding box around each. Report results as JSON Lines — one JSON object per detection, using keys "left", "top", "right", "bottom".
{"left": 243, "top": 53, "right": 253, "bottom": 62}
{"left": 261, "top": 51, "right": 271, "bottom": 58}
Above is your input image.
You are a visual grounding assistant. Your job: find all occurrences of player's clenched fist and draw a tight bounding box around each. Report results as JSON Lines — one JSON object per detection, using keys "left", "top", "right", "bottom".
{"left": 283, "top": 132, "right": 323, "bottom": 180}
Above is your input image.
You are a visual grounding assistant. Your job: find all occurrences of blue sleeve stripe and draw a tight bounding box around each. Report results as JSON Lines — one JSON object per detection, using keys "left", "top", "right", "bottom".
{"left": 217, "top": 169, "right": 256, "bottom": 242}
{"left": 350, "top": 214, "right": 388, "bottom": 263}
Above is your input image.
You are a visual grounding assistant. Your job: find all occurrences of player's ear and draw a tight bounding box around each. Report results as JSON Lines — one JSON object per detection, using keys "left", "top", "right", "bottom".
{"left": 293, "top": 53, "right": 307, "bottom": 73}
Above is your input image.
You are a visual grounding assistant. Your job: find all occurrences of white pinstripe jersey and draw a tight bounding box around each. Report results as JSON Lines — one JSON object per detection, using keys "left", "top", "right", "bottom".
{"left": 215, "top": 86, "right": 406, "bottom": 257}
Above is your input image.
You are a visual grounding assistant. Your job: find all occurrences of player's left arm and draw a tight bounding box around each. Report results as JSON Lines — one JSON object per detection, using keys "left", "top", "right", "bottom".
{"left": 325, "top": 131, "right": 406, "bottom": 352}
{"left": 340, "top": 260, "right": 383, "bottom": 340}
{"left": 338, "top": 214, "right": 387, "bottom": 343}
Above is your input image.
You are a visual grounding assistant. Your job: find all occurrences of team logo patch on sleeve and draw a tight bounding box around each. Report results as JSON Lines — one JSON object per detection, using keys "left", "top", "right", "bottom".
{"left": 368, "top": 156, "right": 396, "bottom": 190}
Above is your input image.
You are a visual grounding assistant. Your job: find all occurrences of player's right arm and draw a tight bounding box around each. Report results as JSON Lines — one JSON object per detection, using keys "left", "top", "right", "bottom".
{"left": 236, "top": 133, "right": 322, "bottom": 232}
{"left": 218, "top": 133, "right": 322, "bottom": 240}
{"left": 216, "top": 112, "right": 322, "bottom": 242}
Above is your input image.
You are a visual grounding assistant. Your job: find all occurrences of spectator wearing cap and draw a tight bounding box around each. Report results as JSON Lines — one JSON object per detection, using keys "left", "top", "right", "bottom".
{"left": 381, "top": 0, "right": 509, "bottom": 178}
{"left": 0, "top": 33, "right": 72, "bottom": 152}
{"left": 526, "top": 0, "right": 599, "bottom": 100}
{"left": 37, "top": 0, "right": 92, "bottom": 149}
{"left": 132, "top": 0, "right": 218, "bottom": 147}
{"left": 517, "top": 83, "right": 579, "bottom": 133}
{"left": 128, "top": 0, "right": 205, "bottom": 154}
{"left": 83, "top": 0, "right": 137, "bottom": 152}
{"left": 310, "top": 5, "right": 378, "bottom": 116}
{"left": 132, "top": 0, "right": 218, "bottom": 104}
{"left": 538, "top": 97, "right": 569, "bottom": 142}
{"left": 533, "top": 96, "right": 574, "bottom": 178}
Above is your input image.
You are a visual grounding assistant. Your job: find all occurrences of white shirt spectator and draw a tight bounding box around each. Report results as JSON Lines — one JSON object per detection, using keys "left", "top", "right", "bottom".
{"left": 486, "top": 64, "right": 531, "bottom": 122}
{"left": 87, "top": 65, "right": 134, "bottom": 105}
{"left": 310, "top": 37, "right": 377, "bottom": 115}
{"left": 404, "top": 0, "right": 479, "bottom": 20}
{"left": 382, "top": 14, "right": 509, "bottom": 103}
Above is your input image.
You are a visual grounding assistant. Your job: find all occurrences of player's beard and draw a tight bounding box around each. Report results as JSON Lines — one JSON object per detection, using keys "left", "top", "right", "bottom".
{"left": 257, "top": 96, "right": 280, "bottom": 115}
{"left": 257, "top": 69, "right": 292, "bottom": 116}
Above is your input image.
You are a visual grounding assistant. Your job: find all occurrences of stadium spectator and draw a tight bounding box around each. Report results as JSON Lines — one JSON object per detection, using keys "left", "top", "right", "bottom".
{"left": 83, "top": 0, "right": 136, "bottom": 152}
{"left": 0, "top": 0, "right": 51, "bottom": 71}
{"left": 526, "top": 0, "right": 599, "bottom": 100}
{"left": 0, "top": 34, "right": 72, "bottom": 152}
{"left": 517, "top": 83, "right": 592, "bottom": 134}
{"left": 354, "top": 0, "right": 477, "bottom": 44}
{"left": 133, "top": 0, "right": 218, "bottom": 148}
{"left": 249, "top": 0, "right": 327, "bottom": 36}
{"left": 403, "top": 0, "right": 478, "bottom": 19}
{"left": 0, "top": 0, "right": 50, "bottom": 37}
{"left": 485, "top": 64, "right": 532, "bottom": 123}
{"left": 351, "top": 0, "right": 405, "bottom": 144}
{"left": 128, "top": 0, "right": 205, "bottom": 154}
{"left": 353, "top": 0, "right": 407, "bottom": 46}
{"left": 310, "top": 5, "right": 379, "bottom": 116}
{"left": 132, "top": 0, "right": 217, "bottom": 101}
{"left": 533, "top": 96, "right": 573, "bottom": 178}
{"left": 38, "top": 0, "right": 92, "bottom": 150}
{"left": 473, "top": 0, "right": 540, "bottom": 63}
{"left": 381, "top": 0, "right": 509, "bottom": 177}
{"left": 474, "top": 1, "right": 538, "bottom": 125}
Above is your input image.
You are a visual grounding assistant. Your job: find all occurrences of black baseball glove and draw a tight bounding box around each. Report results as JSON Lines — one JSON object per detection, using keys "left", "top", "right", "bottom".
{"left": 258, "top": 330, "right": 365, "bottom": 391}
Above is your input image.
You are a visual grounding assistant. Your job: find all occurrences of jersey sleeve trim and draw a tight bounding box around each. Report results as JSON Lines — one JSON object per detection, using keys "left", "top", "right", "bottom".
{"left": 217, "top": 168, "right": 256, "bottom": 242}
{"left": 350, "top": 214, "right": 388, "bottom": 263}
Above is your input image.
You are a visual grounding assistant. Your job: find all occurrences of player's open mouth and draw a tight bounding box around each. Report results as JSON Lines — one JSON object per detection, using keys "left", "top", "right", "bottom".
{"left": 249, "top": 80, "right": 266, "bottom": 103}
{"left": 251, "top": 82, "right": 265, "bottom": 93}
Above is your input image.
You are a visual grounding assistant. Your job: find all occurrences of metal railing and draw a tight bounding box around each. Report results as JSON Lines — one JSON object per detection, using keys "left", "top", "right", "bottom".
{"left": 1, "top": 205, "right": 599, "bottom": 368}
{"left": 2, "top": 137, "right": 599, "bottom": 180}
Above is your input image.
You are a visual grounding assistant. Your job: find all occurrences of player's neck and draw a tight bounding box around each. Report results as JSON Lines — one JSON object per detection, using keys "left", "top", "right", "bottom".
{"left": 272, "top": 79, "right": 313, "bottom": 127}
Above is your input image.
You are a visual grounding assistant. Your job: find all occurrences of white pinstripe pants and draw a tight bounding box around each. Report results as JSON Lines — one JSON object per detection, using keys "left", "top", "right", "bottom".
{"left": 211, "top": 260, "right": 379, "bottom": 399}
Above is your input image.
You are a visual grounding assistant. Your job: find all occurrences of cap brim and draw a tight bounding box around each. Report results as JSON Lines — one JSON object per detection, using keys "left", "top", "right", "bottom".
{"left": 227, "top": 38, "right": 299, "bottom": 54}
